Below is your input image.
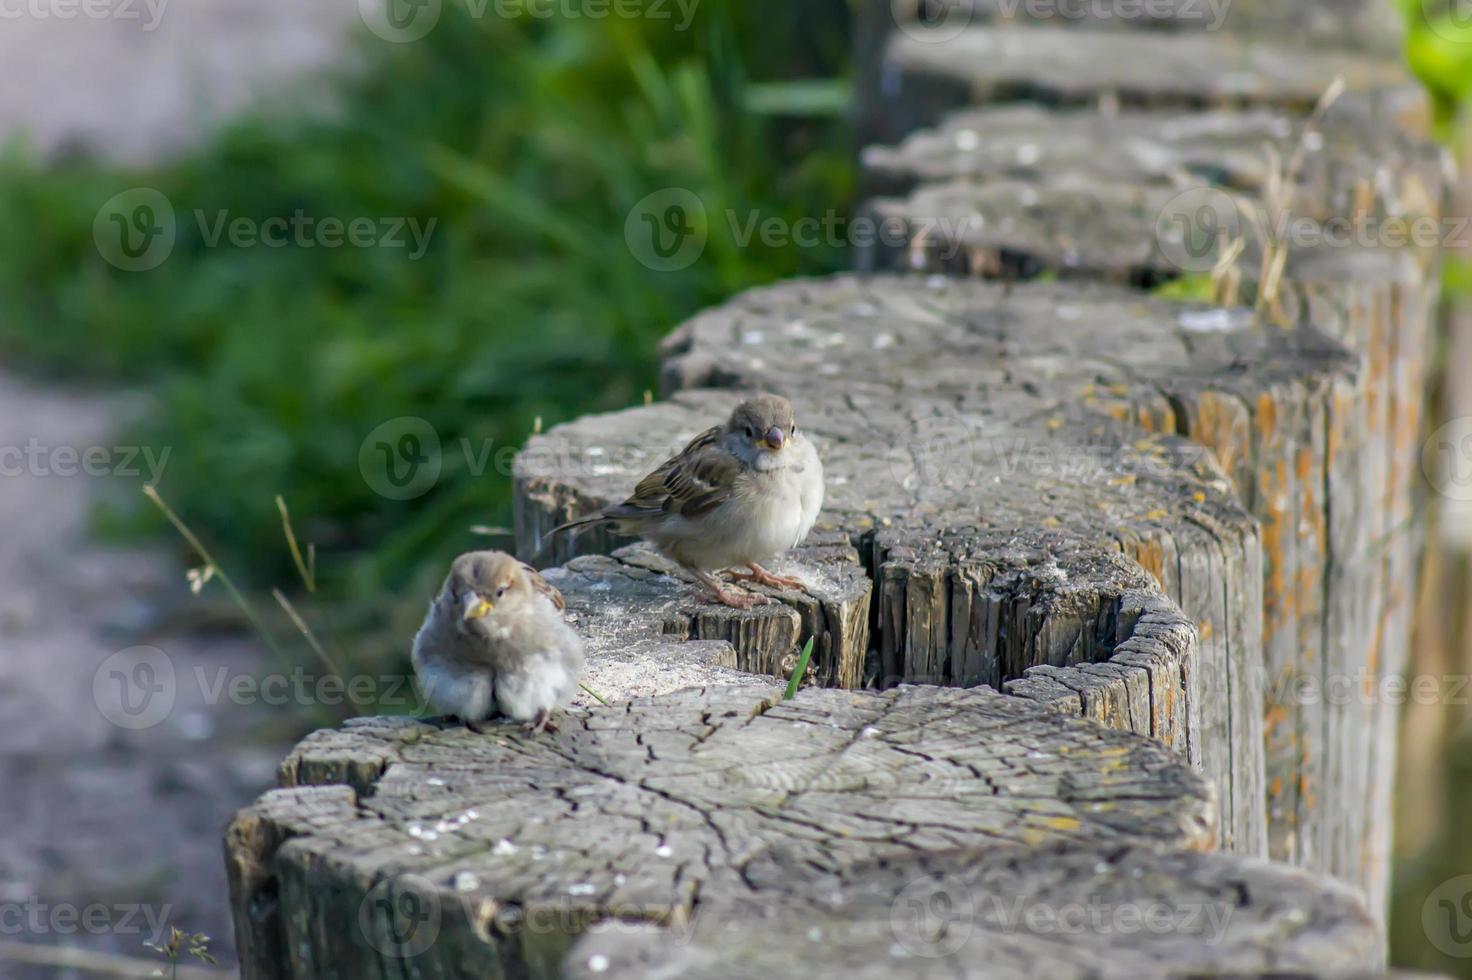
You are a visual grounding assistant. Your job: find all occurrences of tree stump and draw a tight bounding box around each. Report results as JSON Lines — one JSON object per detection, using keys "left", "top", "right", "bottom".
{"left": 850, "top": 7, "right": 1446, "bottom": 915}
{"left": 227, "top": 683, "right": 1237, "bottom": 978}
{"left": 515, "top": 273, "right": 1377, "bottom": 858}
{"left": 230, "top": 2, "right": 1443, "bottom": 973}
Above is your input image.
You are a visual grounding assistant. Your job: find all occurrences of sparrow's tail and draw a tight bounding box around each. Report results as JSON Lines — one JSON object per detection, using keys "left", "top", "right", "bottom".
{"left": 550, "top": 511, "right": 614, "bottom": 536}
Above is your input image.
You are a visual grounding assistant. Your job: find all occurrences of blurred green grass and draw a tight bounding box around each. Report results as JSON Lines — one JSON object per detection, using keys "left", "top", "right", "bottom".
{"left": 1392, "top": 2, "right": 1472, "bottom": 974}
{"left": 0, "top": 1, "right": 854, "bottom": 611}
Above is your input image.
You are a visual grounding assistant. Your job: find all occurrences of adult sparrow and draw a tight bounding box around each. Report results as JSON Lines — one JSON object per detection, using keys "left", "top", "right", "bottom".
{"left": 555, "top": 394, "right": 824, "bottom": 608}
{"left": 412, "top": 550, "right": 584, "bottom": 734}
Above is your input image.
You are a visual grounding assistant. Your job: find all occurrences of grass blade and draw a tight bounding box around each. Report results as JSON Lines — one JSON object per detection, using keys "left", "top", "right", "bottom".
{"left": 783, "top": 636, "right": 815, "bottom": 700}
{"left": 143, "top": 484, "right": 287, "bottom": 667}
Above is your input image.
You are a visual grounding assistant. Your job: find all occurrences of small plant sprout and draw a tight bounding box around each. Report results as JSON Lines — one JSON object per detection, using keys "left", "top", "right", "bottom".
{"left": 783, "top": 636, "right": 816, "bottom": 700}
{"left": 146, "top": 928, "right": 218, "bottom": 978}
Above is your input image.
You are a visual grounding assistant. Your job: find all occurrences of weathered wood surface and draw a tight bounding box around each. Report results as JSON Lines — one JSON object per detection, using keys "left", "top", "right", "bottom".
{"left": 874, "top": 0, "right": 1406, "bottom": 54}
{"left": 866, "top": 23, "right": 1417, "bottom": 147}
{"left": 859, "top": 104, "right": 1447, "bottom": 285}
{"left": 853, "top": 0, "right": 1414, "bottom": 148}
{"left": 565, "top": 841, "right": 1383, "bottom": 979}
{"left": 231, "top": 2, "right": 1442, "bottom": 974}
{"left": 515, "top": 274, "right": 1375, "bottom": 857}
{"left": 227, "top": 684, "right": 1225, "bottom": 979}
{"left": 854, "top": 6, "right": 1447, "bottom": 916}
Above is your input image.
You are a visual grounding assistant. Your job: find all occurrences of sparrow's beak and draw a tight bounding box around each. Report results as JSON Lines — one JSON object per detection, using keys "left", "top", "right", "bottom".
{"left": 762, "top": 426, "right": 785, "bottom": 451}
{"left": 462, "top": 592, "right": 494, "bottom": 621}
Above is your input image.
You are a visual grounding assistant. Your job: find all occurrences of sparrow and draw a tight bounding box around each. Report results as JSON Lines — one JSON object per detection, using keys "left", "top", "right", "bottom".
{"left": 412, "top": 550, "right": 585, "bottom": 734}
{"left": 555, "top": 394, "right": 824, "bottom": 609}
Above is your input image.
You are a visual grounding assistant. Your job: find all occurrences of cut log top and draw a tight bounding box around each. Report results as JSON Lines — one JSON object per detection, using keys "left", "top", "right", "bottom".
{"left": 858, "top": 102, "right": 1446, "bottom": 284}
{"left": 567, "top": 842, "right": 1382, "bottom": 980}
{"left": 862, "top": 104, "right": 1438, "bottom": 201}
{"left": 878, "top": 0, "right": 1405, "bottom": 55}
{"left": 885, "top": 23, "right": 1407, "bottom": 111}
{"left": 229, "top": 684, "right": 1222, "bottom": 979}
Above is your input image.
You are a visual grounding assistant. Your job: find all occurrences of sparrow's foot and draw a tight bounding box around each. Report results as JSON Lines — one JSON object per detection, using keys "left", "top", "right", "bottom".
{"left": 726, "top": 563, "right": 807, "bottom": 591}
{"left": 692, "top": 569, "right": 769, "bottom": 609}
{"left": 466, "top": 719, "right": 495, "bottom": 735}
{"left": 708, "top": 588, "right": 768, "bottom": 609}
{"left": 525, "top": 710, "right": 559, "bottom": 735}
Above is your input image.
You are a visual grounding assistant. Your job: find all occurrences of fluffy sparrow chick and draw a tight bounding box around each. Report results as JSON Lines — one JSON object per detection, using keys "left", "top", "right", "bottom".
{"left": 412, "top": 550, "right": 584, "bottom": 734}
{"left": 556, "top": 394, "right": 824, "bottom": 608}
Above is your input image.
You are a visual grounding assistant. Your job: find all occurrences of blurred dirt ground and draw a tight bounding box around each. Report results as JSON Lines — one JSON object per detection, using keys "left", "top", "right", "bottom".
{"left": 0, "top": 1, "right": 358, "bottom": 973}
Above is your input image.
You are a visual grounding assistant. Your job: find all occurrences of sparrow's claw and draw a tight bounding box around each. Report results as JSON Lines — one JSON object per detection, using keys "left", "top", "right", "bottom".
{"left": 705, "top": 587, "right": 769, "bottom": 609}
{"left": 466, "top": 719, "right": 495, "bottom": 735}
{"left": 525, "top": 710, "right": 559, "bottom": 735}
{"left": 689, "top": 569, "right": 769, "bottom": 609}
{"left": 727, "top": 563, "right": 806, "bottom": 591}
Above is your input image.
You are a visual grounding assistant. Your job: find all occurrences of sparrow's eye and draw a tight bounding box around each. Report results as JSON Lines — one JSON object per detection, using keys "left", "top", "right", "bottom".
{"left": 496, "top": 585, "right": 508, "bottom": 598}
{"left": 744, "top": 426, "right": 755, "bottom": 438}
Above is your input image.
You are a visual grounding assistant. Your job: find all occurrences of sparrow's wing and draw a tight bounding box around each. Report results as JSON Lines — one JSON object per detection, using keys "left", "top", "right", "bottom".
{"left": 609, "top": 426, "right": 741, "bottom": 521}
{"left": 520, "top": 562, "right": 566, "bottom": 611}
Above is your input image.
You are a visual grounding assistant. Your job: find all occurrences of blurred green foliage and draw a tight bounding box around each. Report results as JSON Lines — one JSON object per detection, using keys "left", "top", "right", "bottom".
{"left": 1403, "top": 0, "right": 1472, "bottom": 131}
{"left": 0, "top": 1, "right": 855, "bottom": 608}
{"left": 1394, "top": 3, "right": 1472, "bottom": 975}
{"left": 1401, "top": 0, "right": 1472, "bottom": 298}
